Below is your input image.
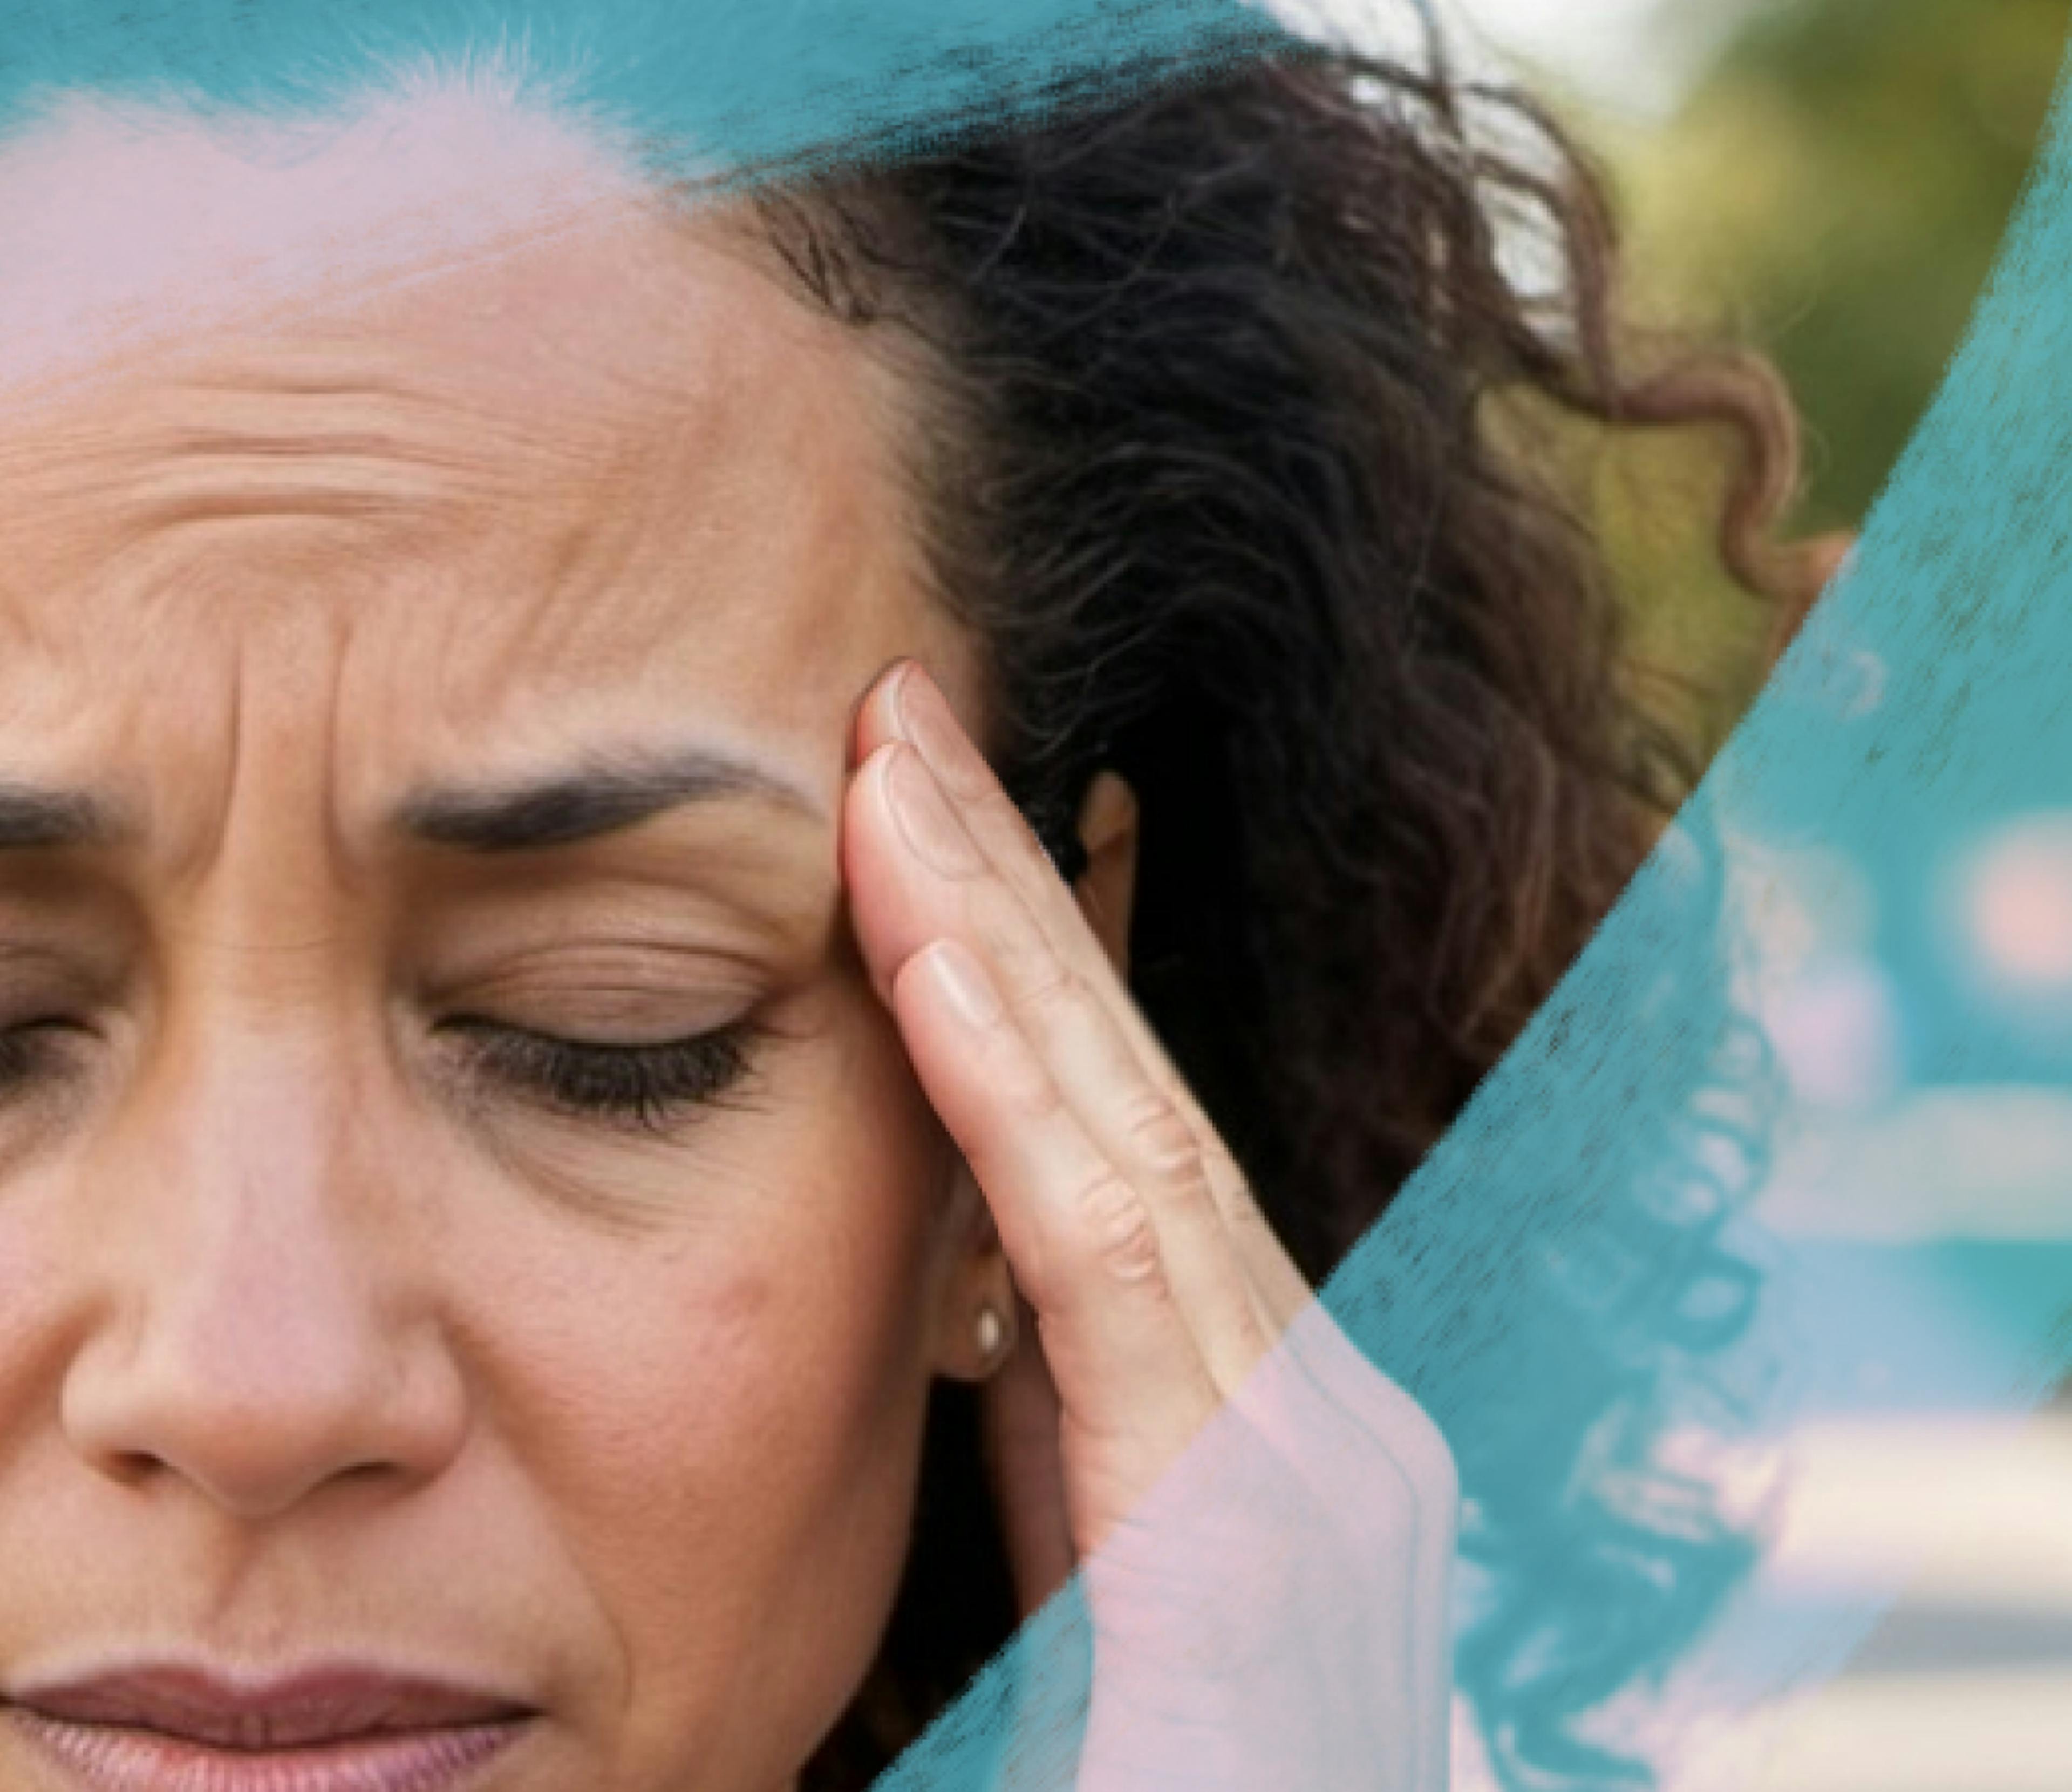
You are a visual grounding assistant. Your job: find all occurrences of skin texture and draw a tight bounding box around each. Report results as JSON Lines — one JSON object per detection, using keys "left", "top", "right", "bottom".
{"left": 0, "top": 83, "right": 1458, "bottom": 1792}
{"left": 0, "top": 96, "right": 1012, "bottom": 1792}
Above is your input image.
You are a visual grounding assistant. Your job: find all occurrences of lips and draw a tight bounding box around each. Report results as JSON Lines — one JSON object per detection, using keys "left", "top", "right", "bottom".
{"left": 9, "top": 1665, "right": 534, "bottom": 1750}
{"left": 1, "top": 1663, "right": 540, "bottom": 1792}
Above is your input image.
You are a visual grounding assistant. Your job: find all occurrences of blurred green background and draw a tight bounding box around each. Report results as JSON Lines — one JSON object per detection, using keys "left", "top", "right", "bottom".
{"left": 1630, "top": 0, "right": 2070, "bottom": 537}
{"left": 1472, "top": 0, "right": 2072, "bottom": 745}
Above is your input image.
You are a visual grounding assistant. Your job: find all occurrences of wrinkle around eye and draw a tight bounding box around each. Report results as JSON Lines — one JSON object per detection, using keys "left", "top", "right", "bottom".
{"left": 440, "top": 979, "right": 766, "bottom": 1047}
{"left": 420, "top": 932, "right": 806, "bottom": 1022}
{"left": 401, "top": 834, "right": 844, "bottom": 979}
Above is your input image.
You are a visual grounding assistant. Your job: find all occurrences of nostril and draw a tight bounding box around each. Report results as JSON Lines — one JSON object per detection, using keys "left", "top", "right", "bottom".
{"left": 57, "top": 1297, "right": 470, "bottom": 1521}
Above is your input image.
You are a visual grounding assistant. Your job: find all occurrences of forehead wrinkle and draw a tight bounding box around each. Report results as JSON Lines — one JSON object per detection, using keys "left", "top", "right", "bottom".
{"left": 0, "top": 180, "right": 944, "bottom": 897}
{"left": 324, "top": 601, "right": 382, "bottom": 887}
{"left": 396, "top": 344, "right": 863, "bottom": 712}
{"left": 0, "top": 364, "right": 649, "bottom": 570}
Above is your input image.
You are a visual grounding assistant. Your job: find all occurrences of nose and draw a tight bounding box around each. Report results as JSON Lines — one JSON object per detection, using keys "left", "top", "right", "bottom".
{"left": 59, "top": 1025, "right": 468, "bottom": 1520}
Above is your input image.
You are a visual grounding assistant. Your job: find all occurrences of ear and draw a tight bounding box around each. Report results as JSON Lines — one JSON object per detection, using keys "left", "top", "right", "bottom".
{"left": 1070, "top": 769, "right": 1140, "bottom": 976}
{"left": 929, "top": 1160, "right": 1015, "bottom": 1383}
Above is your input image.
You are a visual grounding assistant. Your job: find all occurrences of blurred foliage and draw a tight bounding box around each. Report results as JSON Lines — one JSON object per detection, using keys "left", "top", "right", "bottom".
{"left": 1626, "top": 0, "right": 2071, "bottom": 534}
{"left": 1544, "top": 0, "right": 2072, "bottom": 748}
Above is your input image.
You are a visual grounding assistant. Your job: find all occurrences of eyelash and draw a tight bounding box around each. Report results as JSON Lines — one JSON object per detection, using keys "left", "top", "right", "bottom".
{"left": 441, "top": 1017, "right": 764, "bottom": 1136}
{"left": 0, "top": 1020, "right": 72, "bottom": 1096}
{"left": 0, "top": 1015, "right": 766, "bottom": 1137}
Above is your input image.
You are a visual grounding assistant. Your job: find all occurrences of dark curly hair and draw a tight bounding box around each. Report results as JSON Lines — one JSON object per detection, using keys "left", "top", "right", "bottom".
{"left": 733, "top": 25, "right": 1830, "bottom": 1792}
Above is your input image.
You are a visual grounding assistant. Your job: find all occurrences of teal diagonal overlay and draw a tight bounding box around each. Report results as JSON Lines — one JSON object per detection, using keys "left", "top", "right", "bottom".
{"left": 0, "top": 0, "right": 1289, "bottom": 176}
{"left": 1280, "top": 22, "right": 2072, "bottom": 1792}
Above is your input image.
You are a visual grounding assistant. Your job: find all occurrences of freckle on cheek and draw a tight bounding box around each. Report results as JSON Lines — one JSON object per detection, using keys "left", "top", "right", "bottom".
{"left": 707, "top": 1271, "right": 774, "bottom": 1346}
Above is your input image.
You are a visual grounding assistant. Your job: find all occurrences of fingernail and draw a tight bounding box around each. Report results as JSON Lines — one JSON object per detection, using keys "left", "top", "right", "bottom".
{"left": 886, "top": 743, "right": 986, "bottom": 879}
{"left": 892, "top": 662, "right": 985, "bottom": 790}
{"left": 919, "top": 940, "right": 1003, "bottom": 1030}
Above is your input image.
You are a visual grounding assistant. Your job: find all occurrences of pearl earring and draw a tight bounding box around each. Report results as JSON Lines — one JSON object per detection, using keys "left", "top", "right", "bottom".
{"left": 974, "top": 1304, "right": 1008, "bottom": 1364}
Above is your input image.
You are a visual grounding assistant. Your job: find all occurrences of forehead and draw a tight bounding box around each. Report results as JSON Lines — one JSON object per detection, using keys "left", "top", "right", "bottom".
{"left": 0, "top": 85, "right": 946, "bottom": 812}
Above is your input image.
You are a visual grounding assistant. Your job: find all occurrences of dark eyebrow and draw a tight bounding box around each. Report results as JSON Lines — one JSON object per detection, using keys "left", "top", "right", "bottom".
{"left": 391, "top": 745, "right": 824, "bottom": 853}
{"left": 0, "top": 783, "right": 131, "bottom": 852}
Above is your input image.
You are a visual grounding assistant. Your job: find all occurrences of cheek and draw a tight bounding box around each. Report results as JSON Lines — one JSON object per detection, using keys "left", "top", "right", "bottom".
{"left": 460, "top": 990, "right": 952, "bottom": 1773}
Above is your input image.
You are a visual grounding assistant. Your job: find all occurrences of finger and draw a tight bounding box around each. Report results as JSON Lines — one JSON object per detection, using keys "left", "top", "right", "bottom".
{"left": 862, "top": 659, "right": 1293, "bottom": 1301}
{"left": 848, "top": 739, "right": 1271, "bottom": 1392}
{"left": 860, "top": 660, "right": 1314, "bottom": 1331}
{"left": 891, "top": 934, "right": 1219, "bottom": 1547}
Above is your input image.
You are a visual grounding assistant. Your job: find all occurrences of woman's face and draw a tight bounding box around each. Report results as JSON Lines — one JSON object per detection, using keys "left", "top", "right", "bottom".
{"left": 0, "top": 97, "right": 993, "bottom": 1791}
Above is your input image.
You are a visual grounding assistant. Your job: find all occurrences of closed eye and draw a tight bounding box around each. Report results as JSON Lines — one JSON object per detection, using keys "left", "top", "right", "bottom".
{"left": 438, "top": 1016, "right": 765, "bottom": 1136}
{"left": 0, "top": 1016, "right": 85, "bottom": 1098}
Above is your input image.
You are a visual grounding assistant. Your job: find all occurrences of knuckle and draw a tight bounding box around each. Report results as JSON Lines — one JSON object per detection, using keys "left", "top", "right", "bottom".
{"left": 967, "top": 1009, "right": 1062, "bottom": 1120}
{"left": 1121, "top": 1097, "right": 1202, "bottom": 1186}
{"left": 1228, "top": 1188, "right": 1283, "bottom": 1252}
{"left": 1013, "top": 948, "right": 1083, "bottom": 1017}
{"left": 1073, "top": 1172, "right": 1165, "bottom": 1285}
{"left": 972, "top": 896, "right": 1070, "bottom": 1002}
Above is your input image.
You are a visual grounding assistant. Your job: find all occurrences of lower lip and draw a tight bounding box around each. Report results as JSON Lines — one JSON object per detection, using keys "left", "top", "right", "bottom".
{"left": 3, "top": 1707, "right": 535, "bottom": 1792}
